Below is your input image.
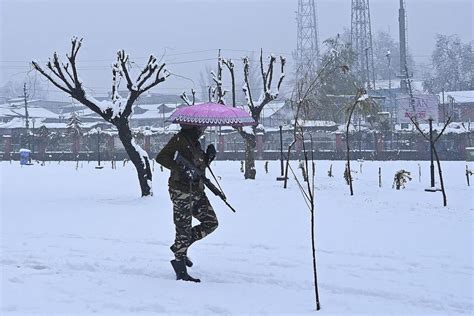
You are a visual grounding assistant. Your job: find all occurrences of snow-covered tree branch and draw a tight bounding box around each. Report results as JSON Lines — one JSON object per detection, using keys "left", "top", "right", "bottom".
{"left": 32, "top": 37, "right": 170, "bottom": 197}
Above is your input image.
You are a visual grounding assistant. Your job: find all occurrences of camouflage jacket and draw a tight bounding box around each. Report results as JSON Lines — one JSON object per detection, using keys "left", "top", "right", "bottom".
{"left": 155, "top": 129, "right": 207, "bottom": 193}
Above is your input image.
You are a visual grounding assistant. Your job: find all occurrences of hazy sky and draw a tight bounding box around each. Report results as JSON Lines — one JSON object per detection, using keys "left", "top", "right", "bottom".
{"left": 0, "top": 0, "right": 472, "bottom": 101}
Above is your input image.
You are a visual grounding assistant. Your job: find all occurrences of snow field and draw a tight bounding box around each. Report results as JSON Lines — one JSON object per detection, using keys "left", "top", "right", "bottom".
{"left": 1, "top": 160, "right": 473, "bottom": 315}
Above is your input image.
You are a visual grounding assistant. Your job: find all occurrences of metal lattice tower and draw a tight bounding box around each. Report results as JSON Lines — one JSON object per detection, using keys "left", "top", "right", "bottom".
{"left": 351, "top": 0, "right": 375, "bottom": 90}
{"left": 398, "top": 0, "right": 408, "bottom": 93}
{"left": 295, "top": 0, "right": 320, "bottom": 79}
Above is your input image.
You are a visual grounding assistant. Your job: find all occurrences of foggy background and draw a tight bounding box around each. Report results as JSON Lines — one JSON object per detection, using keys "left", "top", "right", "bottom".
{"left": 0, "top": 0, "right": 472, "bottom": 101}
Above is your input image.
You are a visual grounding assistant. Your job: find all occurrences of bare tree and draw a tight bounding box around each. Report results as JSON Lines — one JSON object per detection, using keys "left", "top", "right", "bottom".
{"left": 209, "top": 49, "right": 285, "bottom": 179}
{"left": 180, "top": 89, "right": 196, "bottom": 106}
{"left": 406, "top": 62, "right": 451, "bottom": 207}
{"left": 343, "top": 87, "right": 377, "bottom": 195}
{"left": 210, "top": 49, "right": 226, "bottom": 105}
{"left": 32, "top": 37, "right": 169, "bottom": 196}
{"left": 239, "top": 50, "right": 286, "bottom": 179}
{"left": 409, "top": 115, "right": 452, "bottom": 206}
{"left": 284, "top": 126, "right": 321, "bottom": 311}
{"left": 278, "top": 57, "right": 342, "bottom": 313}
{"left": 282, "top": 41, "right": 342, "bottom": 189}
{"left": 275, "top": 41, "right": 352, "bottom": 311}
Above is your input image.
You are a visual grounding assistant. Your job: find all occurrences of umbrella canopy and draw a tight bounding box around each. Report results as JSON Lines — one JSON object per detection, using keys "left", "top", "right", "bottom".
{"left": 167, "top": 102, "right": 256, "bottom": 127}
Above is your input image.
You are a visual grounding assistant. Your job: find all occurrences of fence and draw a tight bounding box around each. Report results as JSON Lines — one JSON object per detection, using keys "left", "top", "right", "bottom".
{"left": 1, "top": 128, "right": 472, "bottom": 161}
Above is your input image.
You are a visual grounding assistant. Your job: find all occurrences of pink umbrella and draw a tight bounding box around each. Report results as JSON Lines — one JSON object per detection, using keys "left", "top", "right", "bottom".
{"left": 167, "top": 102, "right": 256, "bottom": 126}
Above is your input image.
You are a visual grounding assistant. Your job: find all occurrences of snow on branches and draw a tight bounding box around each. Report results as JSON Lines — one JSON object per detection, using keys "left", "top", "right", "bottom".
{"left": 180, "top": 89, "right": 196, "bottom": 106}
{"left": 32, "top": 37, "right": 169, "bottom": 124}
{"left": 242, "top": 50, "right": 286, "bottom": 111}
{"left": 32, "top": 37, "right": 169, "bottom": 196}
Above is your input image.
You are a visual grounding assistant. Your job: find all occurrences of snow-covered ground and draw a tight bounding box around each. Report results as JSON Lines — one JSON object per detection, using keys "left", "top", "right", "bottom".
{"left": 1, "top": 160, "right": 473, "bottom": 315}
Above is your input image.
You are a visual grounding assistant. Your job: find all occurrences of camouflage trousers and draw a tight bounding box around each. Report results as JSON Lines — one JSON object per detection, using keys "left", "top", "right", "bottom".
{"left": 169, "top": 188, "right": 218, "bottom": 260}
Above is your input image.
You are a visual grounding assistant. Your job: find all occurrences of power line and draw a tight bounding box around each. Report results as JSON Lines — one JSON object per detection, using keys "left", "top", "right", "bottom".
{"left": 0, "top": 48, "right": 295, "bottom": 64}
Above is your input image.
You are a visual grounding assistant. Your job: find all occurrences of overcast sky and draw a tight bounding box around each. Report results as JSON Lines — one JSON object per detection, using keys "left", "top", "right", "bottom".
{"left": 0, "top": 0, "right": 472, "bottom": 101}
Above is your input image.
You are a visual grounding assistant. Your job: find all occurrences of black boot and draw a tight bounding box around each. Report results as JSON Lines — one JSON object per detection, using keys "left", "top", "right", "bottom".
{"left": 170, "top": 259, "right": 200, "bottom": 283}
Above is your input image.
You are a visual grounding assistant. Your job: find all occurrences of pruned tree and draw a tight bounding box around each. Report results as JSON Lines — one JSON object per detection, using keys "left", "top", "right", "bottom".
{"left": 239, "top": 50, "right": 286, "bottom": 179}
{"left": 210, "top": 49, "right": 226, "bottom": 105}
{"left": 180, "top": 89, "right": 196, "bottom": 106}
{"left": 32, "top": 37, "right": 169, "bottom": 196}
{"left": 208, "top": 49, "right": 285, "bottom": 180}
{"left": 408, "top": 61, "right": 451, "bottom": 206}
{"left": 409, "top": 115, "right": 452, "bottom": 206}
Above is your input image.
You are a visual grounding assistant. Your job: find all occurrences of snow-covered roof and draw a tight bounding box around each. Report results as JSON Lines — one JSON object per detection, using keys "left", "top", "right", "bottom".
{"left": 394, "top": 121, "right": 474, "bottom": 134}
{"left": 0, "top": 117, "right": 33, "bottom": 129}
{"left": 132, "top": 108, "right": 175, "bottom": 120}
{"left": 439, "top": 91, "right": 474, "bottom": 104}
{"left": 0, "top": 104, "right": 59, "bottom": 119}
{"left": 259, "top": 102, "right": 287, "bottom": 118}
{"left": 136, "top": 103, "right": 181, "bottom": 111}
{"left": 0, "top": 106, "right": 17, "bottom": 117}
{"left": 0, "top": 117, "right": 103, "bottom": 130}
{"left": 15, "top": 106, "right": 59, "bottom": 119}
{"left": 335, "top": 124, "right": 371, "bottom": 133}
{"left": 290, "top": 120, "right": 337, "bottom": 128}
{"left": 375, "top": 80, "right": 424, "bottom": 92}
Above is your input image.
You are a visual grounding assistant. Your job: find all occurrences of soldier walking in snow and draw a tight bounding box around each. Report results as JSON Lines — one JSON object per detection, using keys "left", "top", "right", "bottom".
{"left": 156, "top": 124, "right": 218, "bottom": 283}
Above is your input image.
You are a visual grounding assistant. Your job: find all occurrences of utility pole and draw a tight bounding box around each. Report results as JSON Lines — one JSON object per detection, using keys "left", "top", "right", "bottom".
{"left": 23, "top": 83, "right": 30, "bottom": 150}
{"left": 429, "top": 118, "right": 435, "bottom": 188}
{"left": 31, "top": 118, "right": 36, "bottom": 158}
{"left": 386, "top": 50, "right": 396, "bottom": 128}
{"left": 441, "top": 88, "right": 446, "bottom": 121}
{"left": 386, "top": 50, "right": 392, "bottom": 91}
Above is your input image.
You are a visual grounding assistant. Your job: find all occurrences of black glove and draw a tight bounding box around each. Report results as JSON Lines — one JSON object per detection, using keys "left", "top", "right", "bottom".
{"left": 180, "top": 167, "right": 200, "bottom": 182}
{"left": 205, "top": 144, "right": 216, "bottom": 163}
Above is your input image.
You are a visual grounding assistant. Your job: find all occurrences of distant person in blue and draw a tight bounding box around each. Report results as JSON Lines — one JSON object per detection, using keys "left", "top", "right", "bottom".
{"left": 19, "top": 149, "right": 31, "bottom": 165}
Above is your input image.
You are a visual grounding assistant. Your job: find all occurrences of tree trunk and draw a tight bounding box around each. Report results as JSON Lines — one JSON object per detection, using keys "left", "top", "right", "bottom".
{"left": 432, "top": 145, "right": 447, "bottom": 207}
{"left": 244, "top": 137, "right": 256, "bottom": 180}
{"left": 116, "top": 120, "right": 153, "bottom": 196}
{"left": 346, "top": 105, "right": 356, "bottom": 196}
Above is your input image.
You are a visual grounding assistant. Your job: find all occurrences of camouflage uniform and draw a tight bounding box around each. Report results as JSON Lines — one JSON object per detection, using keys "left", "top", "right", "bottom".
{"left": 169, "top": 188, "right": 218, "bottom": 260}
{"left": 156, "top": 126, "right": 218, "bottom": 261}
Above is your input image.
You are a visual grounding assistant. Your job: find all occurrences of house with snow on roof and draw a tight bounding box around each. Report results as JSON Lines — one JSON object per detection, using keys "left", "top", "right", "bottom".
{"left": 438, "top": 90, "right": 474, "bottom": 122}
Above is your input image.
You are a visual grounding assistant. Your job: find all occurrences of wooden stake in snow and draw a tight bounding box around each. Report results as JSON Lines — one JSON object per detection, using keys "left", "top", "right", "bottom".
{"left": 379, "top": 167, "right": 382, "bottom": 188}
{"left": 466, "top": 165, "right": 473, "bottom": 186}
{"left": 418, "top": 163, "right": 422, "bottom": 183}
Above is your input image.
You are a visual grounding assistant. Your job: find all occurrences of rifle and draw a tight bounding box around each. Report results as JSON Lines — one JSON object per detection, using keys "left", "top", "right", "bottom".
{"left": 174, "top": 152, "right": 236, "bottom": 213}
